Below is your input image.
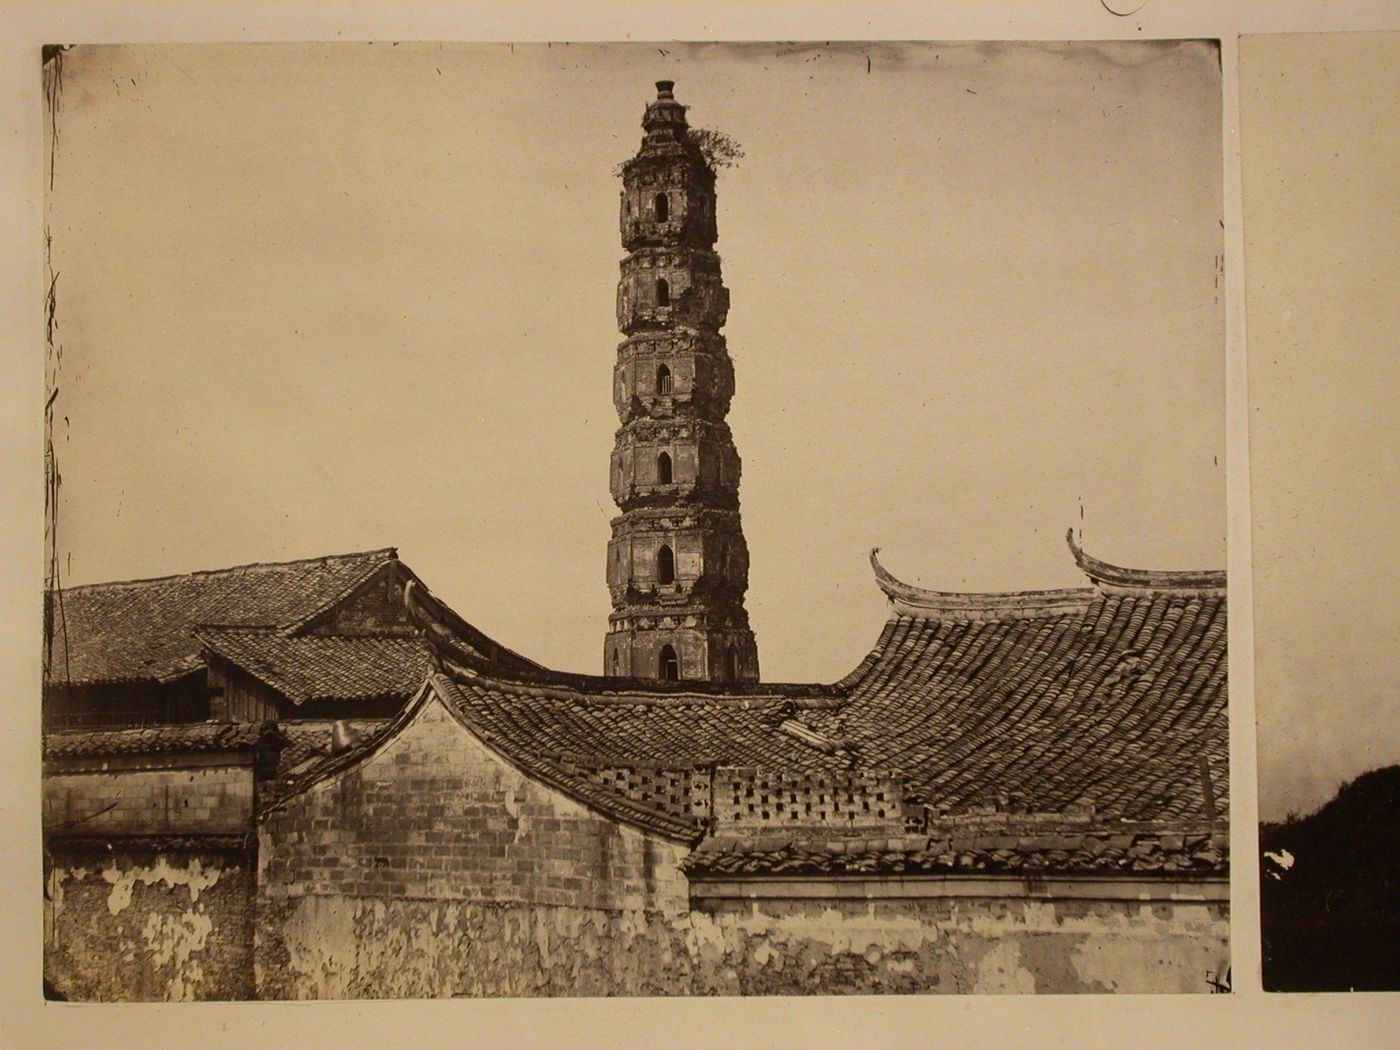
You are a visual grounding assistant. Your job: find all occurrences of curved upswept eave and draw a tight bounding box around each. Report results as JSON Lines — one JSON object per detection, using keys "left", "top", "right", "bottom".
{"left": 869, "top": 547, "right": 1097, "bottom": 622}
{"left": 1064, "top": 529, "right": 1227, "bottom": 596}
{"left": 385, "top": 542, "right": 1227, "bottom": 834}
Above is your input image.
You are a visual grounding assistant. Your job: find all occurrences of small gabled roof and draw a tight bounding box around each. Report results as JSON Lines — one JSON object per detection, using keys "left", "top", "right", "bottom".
{"left": 47, "top": 548, "right": 399, "bottom": 686}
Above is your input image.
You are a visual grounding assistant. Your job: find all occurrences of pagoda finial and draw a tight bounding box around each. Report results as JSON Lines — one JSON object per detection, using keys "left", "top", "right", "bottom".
{"left": 642, "top": 80, "right": 689, "bottom": 138}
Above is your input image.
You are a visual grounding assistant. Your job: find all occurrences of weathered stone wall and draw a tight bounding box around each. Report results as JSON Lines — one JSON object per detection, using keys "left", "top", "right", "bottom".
{"left": 44, "top": 843, "right": 255, "bottom": 1001}
{"left": 253, "top": 694, "right": 1229, "bottom": 998}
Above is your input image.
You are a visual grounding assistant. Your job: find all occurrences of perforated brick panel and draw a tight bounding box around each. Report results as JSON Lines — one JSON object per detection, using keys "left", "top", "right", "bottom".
{"left": 713, "top": 768, "right": 908, "bottom": 830}
{"left": 577, "top": 765, "right": 711, "bottom": 822}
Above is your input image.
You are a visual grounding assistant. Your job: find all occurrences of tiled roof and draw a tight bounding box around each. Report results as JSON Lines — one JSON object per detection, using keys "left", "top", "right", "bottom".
{"left": 682, "top": 824, "right": 1229, "bottom": 877}
{"left": 44, "top": 721, "right": 285, "bottom": 759}
{"left": 198, "top": 627, "right": 431, "bottom": 705}
{"left": 432, "top": 674, "right": 834, "bottom": 840}
{"left": 275, "top": 718, "right": 391, "bottom": 779}
{"left": 838, "top": 567, "right": 1228, "bottom": 823}
{"left": 46, "top": 549, "right": 398, "bottom": 685}
{"left": 386, "top": 535, "right": 1228, "bottom": 850}
{"left": 440, "top": 673, "right": 848, "bottom": 774}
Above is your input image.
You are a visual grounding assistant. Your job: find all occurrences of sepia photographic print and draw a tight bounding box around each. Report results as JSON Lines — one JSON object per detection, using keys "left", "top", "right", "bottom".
{"left": 39, "top": 40, "right": 1228, "bottom": 1001}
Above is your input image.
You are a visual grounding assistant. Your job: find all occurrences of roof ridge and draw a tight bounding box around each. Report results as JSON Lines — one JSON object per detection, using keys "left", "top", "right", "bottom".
{"left": 408, "top": 577, "right": 821, "bottom": 690}
{"left": 399, "top": 577, "right": 544, "bottom": 673}
{"left": 1066, "top": 530, "right": 1226, "bottom": 595}
{"left": 44, "top": 720, "right": 288, "bottom": 759}
{"left": 55, "top": 547, "right": 398, "bottom": 595}
{"left": 871, "top": 548, "right": 1097, "bottom": 622}
{"left": 870, "top": 534, "right": 1227, "bottom": 618}
{"left": 441, "top": 651, "right": 837, "bottom": 706}
{"left": 430, "top": 674, "right": 703, "bottom": 842}
{"left": 197, "top": 623, "right": 420, "bottom": 640}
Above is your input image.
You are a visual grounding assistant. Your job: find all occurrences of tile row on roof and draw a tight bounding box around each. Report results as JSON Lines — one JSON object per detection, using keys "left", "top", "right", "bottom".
{"left": 198, "top": 627, "right": 432, "bottom": 705}
{"left": 681, "top": 825, "right": 1229, "bottom": 877}
{"left": 44, "top": 721, "right": 286, "bottom": 759}
{"left": 391, "top": 535, "right": 1228, "bottom": 857}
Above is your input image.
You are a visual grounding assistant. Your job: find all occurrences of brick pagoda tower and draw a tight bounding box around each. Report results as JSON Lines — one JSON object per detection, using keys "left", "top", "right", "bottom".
{"left": 604, "top": 81, "right": 759, "bottom": 683}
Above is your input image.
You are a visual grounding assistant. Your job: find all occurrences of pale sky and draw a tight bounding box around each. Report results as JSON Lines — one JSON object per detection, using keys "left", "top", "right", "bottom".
{"left": 46, "top": 40, "right": 1224, "bottom": 684}
{"left": 1243, "top": 33, "right": 1400, "bottom": 822}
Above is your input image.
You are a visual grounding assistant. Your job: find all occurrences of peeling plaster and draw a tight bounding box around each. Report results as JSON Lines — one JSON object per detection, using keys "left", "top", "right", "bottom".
{"left": 101, "top": 854, "right": 223, "bottom": 915}
{"left": 256, "top": 891, "right": 1228, "bottom": 998}
{"left": 503, "top": 784, "right": 532, "bottom": 843}
{"left": 973, "top": 939, "right": 1039, "bottom": 994}
{"left": 250, "top": 681, "right": 1228, "bottom": 999}
{"left": 141, "top": 908, "right": 213, "bottom": 1000}
{"left": 47, "top": 849, "right": 253, "bottom": 1001}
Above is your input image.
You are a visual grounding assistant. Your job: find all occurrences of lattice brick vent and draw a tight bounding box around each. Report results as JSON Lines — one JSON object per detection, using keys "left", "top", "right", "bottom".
{"left": 582, "top": 765, "right": 711, "bottom": 821}
{"left": 712, "top": 768, "right": 908, "bottom": 829}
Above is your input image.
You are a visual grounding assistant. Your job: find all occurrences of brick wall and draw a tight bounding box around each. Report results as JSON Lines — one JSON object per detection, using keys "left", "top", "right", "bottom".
{"left": 44, "top": 760, "right": 257, "bottom": 837}
{"left": 259, "top": 696, "right": 688, "bottom": 911}
{"left": 44, "top": 842, "right": 255, "bottom": 1001}
{"left": 255, "top": 693, "right": 690, "bottom": 998}
{"left": 252, "top": 691, "right": 1229, "bottom": 998}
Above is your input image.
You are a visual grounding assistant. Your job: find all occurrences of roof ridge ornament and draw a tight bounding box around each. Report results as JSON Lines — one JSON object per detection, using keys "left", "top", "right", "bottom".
{"left": 870, "top": 547, "right": 1096, "bottom": 622}
{"left": 1065, "top": 529, "right": 1226, "bottom": 596}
